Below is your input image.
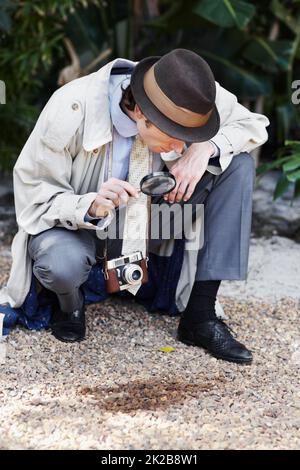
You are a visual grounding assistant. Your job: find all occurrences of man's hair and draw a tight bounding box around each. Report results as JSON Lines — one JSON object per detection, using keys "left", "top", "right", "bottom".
{"left": 120, "top": 83, "right": 152, "bottom": 127}
{"left": 120, "top": 84, "right": 136, "bottom": 111}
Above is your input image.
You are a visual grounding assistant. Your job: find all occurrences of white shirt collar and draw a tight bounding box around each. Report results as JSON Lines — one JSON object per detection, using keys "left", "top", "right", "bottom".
{"left": 110, "top": 76, "right": 138, "bottom": 138}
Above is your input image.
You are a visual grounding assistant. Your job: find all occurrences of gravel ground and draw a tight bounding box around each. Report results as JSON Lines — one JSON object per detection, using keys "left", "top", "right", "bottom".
{"left": 220, "top": 236, "right": 300, "bottom": 302}
{"left": 1, "top": 239, "right": 300, "bottom": 450}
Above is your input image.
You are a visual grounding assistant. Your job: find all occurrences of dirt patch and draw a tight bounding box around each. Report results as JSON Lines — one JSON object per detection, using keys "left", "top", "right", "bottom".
{"left": 79, "top": 379, "right": 213, "bottom": 413}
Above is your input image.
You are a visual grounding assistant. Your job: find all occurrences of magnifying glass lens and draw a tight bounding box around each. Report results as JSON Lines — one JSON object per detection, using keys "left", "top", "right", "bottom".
{"left": 140, "top": 172, "right": 176, "bottom": 196}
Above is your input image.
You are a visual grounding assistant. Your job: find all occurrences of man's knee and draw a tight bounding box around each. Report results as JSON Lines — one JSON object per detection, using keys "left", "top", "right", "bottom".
{"left": 229, "top": 152, "right": 255, "bottom": 176}
{"left": 33, "top": 245, "right": 94, "bottom": 293}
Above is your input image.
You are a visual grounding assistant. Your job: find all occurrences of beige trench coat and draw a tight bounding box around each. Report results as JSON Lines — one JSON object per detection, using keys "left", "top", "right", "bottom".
{"left": 0, "top": 58, "right": 269, "bottom": 313}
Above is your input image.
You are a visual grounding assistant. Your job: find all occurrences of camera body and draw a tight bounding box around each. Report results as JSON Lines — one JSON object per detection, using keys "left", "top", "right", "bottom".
{"left": 103, "top": 251, "right": 148, "bottom": 293}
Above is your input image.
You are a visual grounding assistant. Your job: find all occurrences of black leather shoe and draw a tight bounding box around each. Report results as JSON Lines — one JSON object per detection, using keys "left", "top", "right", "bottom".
{"left": 50, "top": 304, "right": 86, "bottom": 343}
{"left": 177, "top": 317, "right": 253, "bottom": 364}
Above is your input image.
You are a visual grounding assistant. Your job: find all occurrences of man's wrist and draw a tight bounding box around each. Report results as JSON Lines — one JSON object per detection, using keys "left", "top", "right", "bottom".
{"left": 208, "top": 140, "right": 220, "bottom": 158}
{"left": 190, "top": 141, "right": 215, "bottom": 159}
{"left": 208, "top": 141, "right": 215, "bottom": 157}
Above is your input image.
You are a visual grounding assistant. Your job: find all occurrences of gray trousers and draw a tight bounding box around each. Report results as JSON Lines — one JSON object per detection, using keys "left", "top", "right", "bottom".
{"left": 28, "top": 153, "right": 255, "bottom": 312}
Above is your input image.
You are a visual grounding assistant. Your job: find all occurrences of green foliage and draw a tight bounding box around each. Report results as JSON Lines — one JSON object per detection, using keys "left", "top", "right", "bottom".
{"left": 0, "top": 1, "right": 94, "bottom": 97}
{"left": 0, "top": 0, "right": 136, "bottom": 170}
{"left": 146, "top": 1, "right": 300, "bottom": 108}
{"left": 257, "top": 140, "right": 300, "bottom": 199}
{"left": 193, "top": 0, "right": 256, "bottom": 30}
{"left": 0, "top": 0, "right": 94, "bottom": 171}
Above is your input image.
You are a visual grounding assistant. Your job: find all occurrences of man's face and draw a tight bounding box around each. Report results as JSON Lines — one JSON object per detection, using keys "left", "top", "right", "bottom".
{"left": 133, "top": 105, "right": 185, "bottom": 154}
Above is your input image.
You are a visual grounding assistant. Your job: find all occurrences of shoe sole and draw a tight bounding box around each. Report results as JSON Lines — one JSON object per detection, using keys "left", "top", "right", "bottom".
{"left": 51, "top": 331, "right": 85, "bottom": 343}
{"left": 177, "top": 335, "right": 253, "bottom": 364}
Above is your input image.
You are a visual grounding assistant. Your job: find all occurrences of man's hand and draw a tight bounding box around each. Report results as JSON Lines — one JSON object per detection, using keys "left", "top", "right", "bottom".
{"left": 88, "top": 177, "right": 139, "bottom": 218}
{"left": 164, "top": 141, "right": 214, "bottom": 203}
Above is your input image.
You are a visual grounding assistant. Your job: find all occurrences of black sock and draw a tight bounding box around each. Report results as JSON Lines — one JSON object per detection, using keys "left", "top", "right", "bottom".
{"left": 182, "top": 280, "right": 221, "bottom": 325}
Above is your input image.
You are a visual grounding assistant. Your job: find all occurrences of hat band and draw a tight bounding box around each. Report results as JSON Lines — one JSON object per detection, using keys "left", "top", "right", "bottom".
{"left": 143, "top": 65, "right": 212, "bottom": 128}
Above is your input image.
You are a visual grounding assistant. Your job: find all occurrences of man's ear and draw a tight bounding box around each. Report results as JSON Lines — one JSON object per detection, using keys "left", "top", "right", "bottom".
{"left": 134, "top": 104, "right": 144, "bottom": 119}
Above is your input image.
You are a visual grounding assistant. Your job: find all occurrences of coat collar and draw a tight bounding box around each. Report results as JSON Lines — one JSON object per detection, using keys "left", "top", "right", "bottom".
{"left": 83, "top": 58, "right": 137, "bottom": 151}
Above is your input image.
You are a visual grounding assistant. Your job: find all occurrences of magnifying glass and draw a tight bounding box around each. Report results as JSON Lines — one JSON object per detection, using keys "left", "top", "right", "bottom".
{"left": 139, "top": 171, "right": 176, "bottom": 197}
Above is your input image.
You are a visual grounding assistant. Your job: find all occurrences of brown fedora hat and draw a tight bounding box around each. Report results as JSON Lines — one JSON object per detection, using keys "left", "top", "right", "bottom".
{"left": 130, "top": 49, "right": 220, "bottom": 142}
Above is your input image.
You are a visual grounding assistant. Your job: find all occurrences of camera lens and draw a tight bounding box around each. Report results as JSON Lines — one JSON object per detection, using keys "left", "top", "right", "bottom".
{"left": 123, "top": 264, "right": 143, "bottom": 284}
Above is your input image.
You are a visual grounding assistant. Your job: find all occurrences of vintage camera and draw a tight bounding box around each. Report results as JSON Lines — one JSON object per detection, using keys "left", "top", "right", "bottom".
{"left": 103, "top": 251, "right": 148, "bottom": 294}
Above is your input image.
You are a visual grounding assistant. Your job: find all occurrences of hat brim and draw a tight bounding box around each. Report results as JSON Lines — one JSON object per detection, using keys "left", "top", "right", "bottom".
{"left": 130, "top": 56, "right": 220, "bottom": 143}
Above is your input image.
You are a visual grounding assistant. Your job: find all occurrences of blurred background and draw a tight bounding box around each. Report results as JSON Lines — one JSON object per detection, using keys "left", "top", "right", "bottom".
{"left": 0, "top": 0, "right": 299, "bottom": 242}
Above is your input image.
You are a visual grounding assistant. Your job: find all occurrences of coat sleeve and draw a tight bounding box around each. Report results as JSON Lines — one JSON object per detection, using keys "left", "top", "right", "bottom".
{"left": 13, "top": 90, "right": 102, "bottom": 235}
{"left": 208, "top": 82, "right": 270, "bottom": 174}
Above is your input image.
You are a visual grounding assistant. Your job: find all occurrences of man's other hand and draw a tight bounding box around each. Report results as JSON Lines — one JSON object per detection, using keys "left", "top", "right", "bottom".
{"left": 164, "top": 141, "right": 214, "bottom": 203}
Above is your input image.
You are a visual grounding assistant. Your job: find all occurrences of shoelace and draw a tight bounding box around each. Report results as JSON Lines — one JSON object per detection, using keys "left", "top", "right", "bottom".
{"left": 216, "top": 318, "right": 237, "bottom": 338}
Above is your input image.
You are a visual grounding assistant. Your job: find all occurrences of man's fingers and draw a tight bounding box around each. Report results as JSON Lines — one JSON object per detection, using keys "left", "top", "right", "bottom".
{"left": 117, "top": 180, "right": 139, "bottom": 198}
{"left": 116, "top": 189, "right": 130, "bottom": 205}
{"left": 100, "top": 189, "right": 120, "bottom": 205}
{"left": 165, "top": 180, "right": 183, "bottom": 203}
{"left": 100, "top": 188, "right": 129, "bottom": 206}
{"left": 108, "top": 184, "right": 132, "bottom": 202}
{"left": 164, "top": 177, "right": 198, "bottom": 203}
{"left": 93, "top": 198, "right": 115, "bottom": 217}
{"left": 95, "top": 196, "right": 115, "bottom": 208}
{"left": 104, "top": 178, "right": 139, "bottom": 198}
{"left": 183, "top": 180, "right": 197, "bottom": 201}
{"left": 175, "top": 180, "right": 189, "bottom": 202}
